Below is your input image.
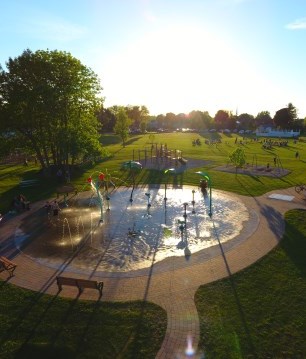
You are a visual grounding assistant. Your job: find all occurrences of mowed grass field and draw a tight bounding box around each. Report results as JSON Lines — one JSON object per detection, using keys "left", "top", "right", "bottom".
{"left": 195, "top": 209, "right": 306, "bottom": 358}
{"left": 0, "top": 131, "right": 306, "bottom": 358}
{"left": 1, "top": 132, "right": 305, "bottom": 213}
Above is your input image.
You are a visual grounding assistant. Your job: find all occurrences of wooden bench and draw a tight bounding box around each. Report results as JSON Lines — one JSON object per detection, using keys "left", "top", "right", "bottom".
{"left": 56, "top": 276, "right": 103, "bottom": 296}
{"left": 20, "top": 179, "right": 39, "bottom": 188}
{"left": 0, "top": 256, "right": 17, "bottom": 277}
{"left": 56, "top": 185, "right": 78, "bottom": 198}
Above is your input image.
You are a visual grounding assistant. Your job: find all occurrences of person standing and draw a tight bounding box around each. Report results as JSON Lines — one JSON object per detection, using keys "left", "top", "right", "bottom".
{"left": 52, "top": 200, "right": 61, "bottom": 217}
{"left": 56, "top": 169, "right": 63, "bottom": 183}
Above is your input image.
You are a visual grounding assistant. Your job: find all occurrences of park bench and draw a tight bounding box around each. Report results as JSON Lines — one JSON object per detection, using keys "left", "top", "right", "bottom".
{"left": 0, "top": 256, "right": 17, "bottom": 277}
{"left": 20, "top": 179, "right": 39, "bottom": 188}
{"left": 56, "top": 276, "right": 104, "bottom": 296}
{"left": 56, "top": 184, "right": 78, "bottom": 198}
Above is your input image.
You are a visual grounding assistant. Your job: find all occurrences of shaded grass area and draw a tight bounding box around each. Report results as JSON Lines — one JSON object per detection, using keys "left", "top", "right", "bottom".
{"left": 195, "top": 209, "right": 306, "bottom": 358}
{"left": 0, "top": 284, "right": 166, "bottom": 359}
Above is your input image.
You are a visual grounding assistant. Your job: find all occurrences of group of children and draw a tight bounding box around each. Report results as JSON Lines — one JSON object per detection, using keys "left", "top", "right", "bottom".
{"left": 45, "top": 200, "right": 61, "bottom": 218}
{"left": 11, "top": 194, "right": 30, "bottom": 212}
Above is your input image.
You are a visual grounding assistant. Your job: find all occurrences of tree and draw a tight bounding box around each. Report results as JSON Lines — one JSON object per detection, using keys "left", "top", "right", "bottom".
{"left": 273, "top": 103, "right": 297, "bottom": 129}
{"left": 229, "top": 148, "right": 246, "bottom": 173}
{"left": 214, "top": 110, "right": 230, "bottom": 130}
{"left": 226, "top": 113, "right": 237, "bottom": 130}
{"left": 255, "top": 111, "right": 273, "bottom": 128}
{"left": 97, "top": 107, "right": 116, "bottom": 133}
{"left": 0, "top": 49, "right": 104, "bottom": 169}
{"left": 156, "top": 114, "right": 165, "bottom": 129}
{"left": 126, "top": 105, "right": 149, "bottom": 132}
{"left": 164, "top": 112, "right": 176, "bottom": 130}
{"left": 288, "top": 102, "right": 297, "bottom": 121}
{"left": 114, "top": 107, "right": 132, "bottom": 146}
{"left": 237, "top": 113, "right": 255, "bottom": 130}
{"left": 176, "top": 113, "right": 188, "bottom": 129}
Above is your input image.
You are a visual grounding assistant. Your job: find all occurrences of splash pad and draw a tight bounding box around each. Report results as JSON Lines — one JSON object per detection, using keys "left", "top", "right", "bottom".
{"left": 16, "top": 185, "right": 256, "bottom": 275}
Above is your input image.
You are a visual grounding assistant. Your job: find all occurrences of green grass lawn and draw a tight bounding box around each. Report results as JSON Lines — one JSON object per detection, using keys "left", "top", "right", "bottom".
{"left": 195, "top": 209, "right": 306, "bottom": 358}
{"left": 1, "top": 132, "right": 305, "bottom": 213}
{"left": 0, "top": 284, "right": 166, "bottom": 359}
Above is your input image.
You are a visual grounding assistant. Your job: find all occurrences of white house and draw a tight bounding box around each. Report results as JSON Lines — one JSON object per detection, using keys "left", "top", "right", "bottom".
{"left": 256, "top": 127, "right": 300, "bottom": 138}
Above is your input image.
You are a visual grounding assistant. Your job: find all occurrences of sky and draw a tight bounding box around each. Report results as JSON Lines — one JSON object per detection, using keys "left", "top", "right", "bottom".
{"left": 1, "top": 0, "right": 306, "bottom": 118}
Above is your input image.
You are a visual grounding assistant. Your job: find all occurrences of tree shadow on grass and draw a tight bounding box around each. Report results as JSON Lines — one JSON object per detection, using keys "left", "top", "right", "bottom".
{"left": 211, "top": 221, "right": 258, "bottom": 358}
{"left": 280, "top": 209, "right": 306, "bottom": 277}
{"left": 123, "top": 213, "right": 166, "bottom": 359}
{"left": 0, "top": 226, "right": 103, "bottom": 350}
{"left": 124, "top": 136, "right": 142, "bottom": 146}
{"left": 136, "top": 169, "right": 165, "bottom": 186}
{"left": 14, "top": 343, "right": 76, "bottom": 359}
{"left": 236, "top": 176, "right": 261, "bottom": 197}
{"left": 259, "top": 204, "right": 285, "bottom": 241}
{"left": 14, "top": 292, "right": 77, "bottom": 358}
{"left": 13, "top": 286, "right": 105, "bottom": 359}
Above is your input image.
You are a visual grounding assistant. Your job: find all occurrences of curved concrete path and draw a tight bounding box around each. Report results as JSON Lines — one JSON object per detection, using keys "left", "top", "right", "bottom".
{"left": 1, "top": 187, "right": 305, "bottom": 358}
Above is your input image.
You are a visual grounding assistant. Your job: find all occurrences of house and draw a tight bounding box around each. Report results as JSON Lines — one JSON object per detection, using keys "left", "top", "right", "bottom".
{"left": 256, "top": 126, "right": 300, "bottom": 138}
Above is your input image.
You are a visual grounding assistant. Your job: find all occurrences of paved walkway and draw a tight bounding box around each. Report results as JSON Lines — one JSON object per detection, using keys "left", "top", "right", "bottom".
{"left": 1, "top": 187, "right": 306, "bottom": 358}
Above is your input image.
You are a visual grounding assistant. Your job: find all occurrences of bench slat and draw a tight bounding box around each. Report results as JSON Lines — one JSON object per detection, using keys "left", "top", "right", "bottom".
{"left": 20, "top": 179, "right": 39, "bottom": 188}
{"left": 0, "top": 256, "right": 17, "bottom": 277}
{"left": 56, "top": 276, "right": 103, "bottom": 296}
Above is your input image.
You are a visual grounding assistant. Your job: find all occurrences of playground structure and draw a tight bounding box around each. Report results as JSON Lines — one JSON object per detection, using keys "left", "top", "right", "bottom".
{"left": 132, "top": 143, "right": 188, "bottom": 169}
{"left": 225, "top": 152, "right": 287, "bottom": 176}
{"left": 250, "top": 153, "right": 285, "bottom": 174}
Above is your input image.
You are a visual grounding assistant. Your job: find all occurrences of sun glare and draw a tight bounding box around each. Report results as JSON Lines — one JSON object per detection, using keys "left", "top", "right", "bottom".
{"left": 99, "top": 22, "right": 285, "bottom": 116}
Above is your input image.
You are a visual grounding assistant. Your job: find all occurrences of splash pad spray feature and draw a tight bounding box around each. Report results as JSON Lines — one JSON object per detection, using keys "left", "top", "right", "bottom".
{"left": 17, "top": 184, "right": 250, "bottom": 274}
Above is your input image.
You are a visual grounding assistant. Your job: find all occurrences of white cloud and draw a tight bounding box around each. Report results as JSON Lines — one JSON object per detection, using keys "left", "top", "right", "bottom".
{"left": 286, "top": 17, "right": 306, "bottom": 30}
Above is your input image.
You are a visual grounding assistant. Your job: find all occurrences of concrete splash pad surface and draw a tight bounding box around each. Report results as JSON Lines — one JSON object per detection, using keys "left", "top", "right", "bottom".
{"left": 16, "top": 186, "right": 257, "bottom": 276}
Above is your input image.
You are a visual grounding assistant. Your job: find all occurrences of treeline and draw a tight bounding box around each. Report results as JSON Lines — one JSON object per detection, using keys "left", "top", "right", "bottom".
{"left": 1, "top": 49, "right": 305, "bottom": 170}
{"left": 98, "top": 105, "right": 305, "bottom": 134}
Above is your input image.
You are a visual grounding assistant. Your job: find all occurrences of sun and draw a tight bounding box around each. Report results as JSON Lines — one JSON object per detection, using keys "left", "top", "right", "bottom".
{"left": 100, "top": 21, "right": 278, "bottom": 116}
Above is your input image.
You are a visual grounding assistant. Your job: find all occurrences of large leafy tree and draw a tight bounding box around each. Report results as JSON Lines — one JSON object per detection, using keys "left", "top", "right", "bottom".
{"left": 156, "top": 114, "right": 165, "bottom": 129}
{"left": 0, "top": 49, "right": 103, "bottom": 169}
{"left": 189, "top": 111, "right": 202, "bottom": 130}
{"left": 126, "top": 105, "right": 149, "bottom": 132}
{"left": 176, "top": 113, "right": 188, "bottom": 128}
{"left": 114, "top": 107, "right": 132, "bottom": 146}
{"left": 97, "top": 107, "right": 117, "bottom": 133}
{"left": 255, "top": 111, "right": 273, "bottom": 128}
{"left": 214, "top": 110, "right": 230, "bottom": 130}
{"left": 273, "top": 103, "right": 297, "bottom": 129}
{"left": 164, "top": 112, "right": 176, "bottom": 130}
{"left": 237, "top": 113, "right": 255, "bottom": 130}
{"left": 188, "top": 111, "right": 212, "bottom": 130}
